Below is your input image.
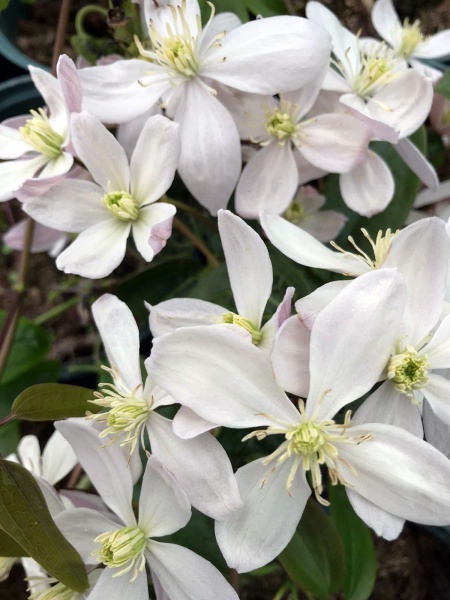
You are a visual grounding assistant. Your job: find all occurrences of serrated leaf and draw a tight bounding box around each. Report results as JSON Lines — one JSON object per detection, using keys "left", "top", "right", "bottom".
{"left": 11, "top": 383, "right": 99, "bottom": 421}
{"left": 0, "top": 311, "right": 50, "bottom": 385}
{"left": 0, "top": 460, "right": 88, "bottom": 591}
{"left": 436, "top": 69, "right": 450, "bottom": 101}
{"left": 329, "top": 485, "right": 376, "bottom": 600}
{"left": 279, "top": 500, "right": 345, "bottom": 600}
{"left": 244, "top": 0, "right": 288, "bottom": 16}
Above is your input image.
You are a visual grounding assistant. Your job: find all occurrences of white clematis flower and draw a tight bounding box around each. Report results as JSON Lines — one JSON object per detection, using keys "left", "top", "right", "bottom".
{"left": 54, "top": 423, "right": 239, "bottom": 600}
{"left": 78, "top": 0, "right": 331, "bottom": 213}
{"left": 147, "top": 269, "right": 450, "bottom": 569}
{"left": 23, "top": 112, "right": 180, "bottom": 279}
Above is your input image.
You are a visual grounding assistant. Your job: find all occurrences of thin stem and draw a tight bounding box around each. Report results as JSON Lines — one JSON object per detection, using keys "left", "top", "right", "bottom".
{"left": 52, "top": 0, "right": 73, "bottom": 73}
{"left": 75, "top": 5, "right": 108, "bottom": 38}
{"left": 34, "top": 296, "right": 80, "bottom": 326}
{"left": 66, "top": 464, "right": 84, "bottom": 489}
{"left": 173, "top": 217, "right": 220, "bottom": 267}
{"left": 0, "top": 414, "right": 13, "bottom": 428}
{"left": 229, "top": 568, "right": 239, "bottom": 594}
{"left": 162, "top": 196, "right": 217, "bottom": 230}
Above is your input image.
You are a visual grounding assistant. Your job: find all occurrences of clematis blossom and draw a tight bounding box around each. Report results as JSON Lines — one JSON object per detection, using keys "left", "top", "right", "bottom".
{"left": 78, "top": 0, "right": 332, "bottom": 213}
{"left": 147, "top": 269, "right": 450, "bottom": 569}
{"left": 23, "top": 112, "right": 180, "bottom": 279}
{"left": 54, "top": 422, "right": 239, "bottom": 600}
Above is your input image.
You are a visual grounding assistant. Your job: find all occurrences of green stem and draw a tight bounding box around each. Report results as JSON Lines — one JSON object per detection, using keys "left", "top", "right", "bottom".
{"left": 34, "top": 296, "right": 80, "bottom": 326}
{"left": 75, "top": 5, "right": 108, "bottom": 37}
{"left": 162, "top": 196, "right": 217, "bottom": 229}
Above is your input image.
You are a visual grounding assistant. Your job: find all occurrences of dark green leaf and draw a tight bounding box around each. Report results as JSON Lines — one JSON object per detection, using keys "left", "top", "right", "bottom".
{"left": 0, "top": 528, "right": 28, "bottom": 557}
{"left": 199, "top": 0, "right": 249, "bottom": 22}
{"left": 244, "top": 0, "right": 288, "bottom": 16}
{"left": 0, "top": 460, "right": 88, "bottom": 591}
{"left": 11, "top": 383, "right": 99, "bottom": 421}
{"left": 436, "top": 69, "right": 450, "bottom": 101}
{"left": 186, "top": 263, "right": 235, "bottom": 307}
{"left": 329, "top": 485, "right": 376, "bottom": 600}
{"left": 279, "top": 499, "right": 345, "bottom": 600}
{"left": 0, "top": 311, "right": 50, "bottom": 385}
{"left": 0, "top": 421, "right": 20, "bottom": 458}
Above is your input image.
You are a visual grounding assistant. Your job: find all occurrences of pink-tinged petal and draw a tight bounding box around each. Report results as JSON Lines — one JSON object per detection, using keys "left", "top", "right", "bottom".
{"left": 346, "top": 490, "right": 405, "bottom": 540}
{"left": 148, "top": 298, "right": 227, "bottom": 337}
{"left": 298, "top": 114, "right": 369, "bottom": 173}
{"left": 295, "top": 280, "right": 349, "bottom": 330}
{"left": 353, "top": 380, "right": 423, "bottom": 438}
{"left": 71, "top": 112, "right": 130, "bottom": 191}
{"left": 55, "top": 420, "right": 136, "bottom": 525}
{"left": 307, "top": 269, "right": 406, "bottom": 421}
{"left": 117, "top": 107, "right": 161, "bottom": 161}
{"left": 57, "top": 54, "right": 82, "bottom": 114}
{"left": 130, "top": 115, "right": 180, "bottom": 204}
{"left": 56, "top": 219, "right": 129, "bottom": 278}
{"left": 340, "top": 150, "right": 394, "bottom": 217}
{"left": 394, "top": 138, "right": 439, "bottom": 190}
{"left": 39, "top": 152, "right": 73, "bottom": 178}
{"left": 42, "top": 430, "right": 78, "bottom": 485}
{"left": 215, "top": 457, "right": 310, "bottom": 573}
{"left": 414, "top": 30, "right": 450, "bottom": 59}
{"left": 383, "top": 217, "right": 448, "bottom": 344}
{"left": 201, "top": 16, "right": 331, "bottom": 94}
{"left": 414, "top": 179, "right": 450, "bottom": 208}
{"left": 423, "top": 399, "right": 450, "bottom": 457}
{"left": 4, "top": 220, "right": 65, "bottom": 254}
{"left": 259, "top": 286, "right": 295, "bottom": 353}
{"left": 146, "top": 326, "right": 300, "bottom": 428}
{"left": 23, "top": 180, "right": 107, "bottom": 233}
{"left": 271, "top": 315, "right": 311, "bottom": 397}
{"left": 0, "top": 124, "right": 30, "bottom": 158}
{"left": 29, "top": 66, "right": 67, "bottom": 136}
{"left": 86, "top": 565, "right": 148, "bottom": 600}
{"left": 367, "top": 70, "right": 433, "bottom": 138}
{"left": 301, "top": 210, "right": 347, "bottom": 242}
{"left": 421, "top": 374, "right": 450, "bottom": 428}
{"left": 172, "top": 406, "right": 217, "bottom": 439}
{"left": 14, "top": 171, "right": 67, "bottom": 201}
{"left": 260, "top": 211, "right": 368, "bottom": 274}
{"left": 235, "top": 142, "right": 298, "bottom": 219}
{"left": 219, "top": 209, "right": 272, "bottom": 328}
{"left": 92, "top": 294, "right": 143, "bottom": 393}
{"left": 338, "top": 423, "right": 450, "bottom": 525}
{"left": 147, "top": 413, "right": 241, "bottom": 520}
{"left": 146, "top": 541, "right": 239, "bottom": 600}
{"left": 138, "top": 455, "right": 191, "bottom": 537}
{"left": 78, "top": 59, "right": 170, "bottom": 123}
{"left": 371, "top": 0, "right": 403, "bottom": 48}
{"left": 174, "top": 80, "right": 241, "bottom": 215}
{"left": 2, "top": 115, "right": 29, "bottom": 129}
{"left": 422, "top": 315, "right": 450, "bottom": 369}
{"left": 132, "top": 203, "right": 176, "bottom": 262}
{"left": 0, "top": 155, "right": 49, "bottom": 202}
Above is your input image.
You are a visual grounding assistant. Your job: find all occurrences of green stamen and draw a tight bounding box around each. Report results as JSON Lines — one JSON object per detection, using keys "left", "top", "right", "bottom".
{"left": 222, "top": 312, "right": 262, "bottom": 345}
{"left": 20, "top": 108, "right": 64, "bottom": 158}
{"left": 102, "top": 191, "right": 140, "bottom": 222}
{"left": 93, "top": 526, "right": 147, "bottom": 582}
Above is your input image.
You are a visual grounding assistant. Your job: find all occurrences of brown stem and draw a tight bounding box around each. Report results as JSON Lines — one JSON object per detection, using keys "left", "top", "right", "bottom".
{"left": 0, "top": 414, "right": 13, "bottom": 427}
{"left": 173, "top": 217, "right": 220, "bottom": 267}
{"left": 66, "top": 464, "right": 84, "bottom": 489}
{"left": 52, "top": 0, "right": 73, "bottom": 75}
{"left": 229, "top": 568, "right": 239, "bottom": 594}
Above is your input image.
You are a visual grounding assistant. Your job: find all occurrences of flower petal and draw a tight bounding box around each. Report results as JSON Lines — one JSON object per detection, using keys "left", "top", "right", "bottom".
{"left": 132, "top": 203, "right": 176, "bottom": 262}
{"left": 42, "top": 430, "right": 78, "bottom": 485}
{"left": 346, "top": 490, "right": 405, "bottom": 540}
{"left": 295, "top": 280, "right": 349, "bottom": 330}
{"left": 148, "top": 298, "right": 228, "bottom": 337}
{"left": 302, "top": 210, "right": 347, "bottom": 242}
{"left": 421, "top": 374, "right": 450, "bottom": 428}
{"left": 85, "top": 564, "right": 148, "bottom": 600}
{"left": 0, "top": 124, "right": 30, "bottom": 159}
{"left": 39, "top": 152, "right": 74, "bottom": 178}
{"left": 371, "top": 0, "right": 403, "bottom": 48}
{"left": 394, "top": 138, "right": 439, "bottom": 190}
{"left": 259, "top": 286, "right": 295, "bottom": 353}
{"left": 421, "top": 315, "right": 450, "bottom": 369}
{"left": 29, "top": 66, "right": 67, "bottom": 136}
{"left": 172, "top": 407, "right": 217, "bottom": 439}
{"left": 57, "top": 54, "right": 82, "bottom": 114}
{"left": 0, "top": 155, "right": 49, "bottom": 202}
{"left": 423, "top": 399, "right": 450, "bottom": 456}
{"left": 414, "top": 30, "right": 450, "bottom": 59}
{"left": 271, "top": 315, "right": 311, "bottom": 397}
{"left": 3, "top": 220, "right": 66, "bottom": 255}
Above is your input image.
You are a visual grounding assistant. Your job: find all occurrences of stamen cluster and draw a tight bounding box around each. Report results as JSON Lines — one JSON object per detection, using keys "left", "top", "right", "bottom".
{"left": 20, "top": 108, "right": 64, "bottom": 158}
{"left": 93, "top": 526, "right": 147, "bottom": 582}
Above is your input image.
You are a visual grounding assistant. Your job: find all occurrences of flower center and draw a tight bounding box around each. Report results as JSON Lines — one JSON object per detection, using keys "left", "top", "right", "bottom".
{"left": 265, "top": 109, "right": 298, "bottom": 144}
{"left": 222, "top": 312, "right": 262, "bottom": 345}
{"left": 330, "top": 227, "right": 397, "bottom": 274}
{"left": 283, "top": 199, "right": 305, "bottom": 224}
{"left": 93, "top": 526, "right": 147, "bottom": 582}
{"left": 27, "top": 579, "right": 75, "bottom": 600}
{"left": 102, "top": 191, "right": 140, "bottom": 222}
{"left": 19, "top": 108, "right": 64, "bottom": 158}
{"left": 87, "top": 366, "right": 150, "bottom": 455}
{"left": 387, "top": 344, "right": 429, "bottom": 399}
{"left": 399, "top": 19, "right": 427, "bottom": 58}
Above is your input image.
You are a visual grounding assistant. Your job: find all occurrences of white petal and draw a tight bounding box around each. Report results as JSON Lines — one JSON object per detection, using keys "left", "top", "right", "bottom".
{"left": 39, "top": 152, "right": 73, "bottom": 179}
{"left": 29, "top": 66, "right": 67, "bottom": 136}
{"left": 0, "top": 124, "right": 30, "bottom": 158}
{"left": 56, "top": 419, "right": 136, "bottom": 525}
{"left": 215, "top": 457, "right": 310, "bottom": 573}
{"left": 295, "top": 280, "right": 349, "bottom": 330}
{"left": 132, "top": 203, "right": 176, "bottom": 262}
{"left": 56, "top": 219, "right": 129, "bottom": 278}
{"left": 71, "top": 112, "right": 130, "bottom": 191}
{"left": 23, "top": 180, "right": 106, "bottom": 232}
{"left": 199, "top": 12, "right": 242, "bottom": 50}
{"left": 271, "top": 315, "right": 311, "bottom": 397}
{"left": 117, "top": 107, "right": 161, "bottom": 161}
{"left": 17, "top": 435, "right": 41, "bottom": 476}
{"left": 301, "top": 210, "right": 347, "bottom": 242}
{"left": 130, "top": 115, "right": 180, "bottom": 204}
{"left": 172, "top": 406, "right": 217, "bottom": 439}
{"left": 259, "top": 286, "right": 295, "bottom": 353}
{"left": 295, "top": 150, "right": 328, "bottom": 185}
{"left": 87, "top": 565, "right": 148, "bottom": 600}
{"left": 57, "top": 54, "right": 82, "bottom": 114}
{"left": 371, "top": 0, "right": 403, "bottom": 48}
{"left": 339, "top": 423, "right": 450, "bottom": 525}
{"left": 146, "top": 326, "right": 300, "bottom": 428}
{"left": 346, "top": 490, "right": 405, "bottom": 540}
{"left": 147, "top": 413, "right": 241, "bottom": 520}
{"left": 423, "top": 398, "right": 450, "bottom": 456}
{"left": 415, "top": 179, "right": 450, "bottom": 208}
{"left": 146, "top": 541, "right": 239, "bottom": 600}
{"left": 201, "top": 16, "right": 331, "bottom": 94}
{"left": 422, "top": 315, "right": 450, "bottom": 369}
{"left": 3, "top": 220, "right": 66, "bottom": 254}
{"left": 174, "top": 81, "right": 241, "bottom": 215}
{"left": 260, "top": 211, "right": 368, "bottom": 274}
{"left": 298, "top": 114, "right": 369, "bottom": 173}
{"left": 421, "top": 374, "right": 450, "bottom": 428}
{"left": 306, "top": 269, "right": 406, "bottom": 421}
{"left": 235, "top": 142, "right": 298, "bottom": 219}
{"left": 394, "top": 138, "right": 439, "bottom": 190}
{"left": 353, "top": 380, "right": 423, "bottom": 438}
{"left": 0, "top": 155, "right": 49, "bottom": 202}
{"left": 42, "top": 430, "right": 78, "bottom": 485}
{"left": 340, "top": 151, "right": 394, "bottom": 217}
{"left": 148, "top": 298, "right": 227, "bottom": 337}
{"left": 14, "top": 171, "right": 68, "bottom": 202}
{"left": 219, "top": 209, "right": 272, "bottom": 328}
{"left": 92, "top": 294, "right": 143, "bottom": 393}
{"left": 414, "top": 30, "right": 450, "bottom": 59}
{"left": 138, "top": 455, "right": 191, "bottom": 537}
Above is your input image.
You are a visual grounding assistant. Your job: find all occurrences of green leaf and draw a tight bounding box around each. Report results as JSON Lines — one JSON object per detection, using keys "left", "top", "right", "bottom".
{"left": 279, "top": 500, "right": 345, "bottom": 600}
{"left": 0, "top": 528, "right": 28, "bottom": 557}
{"left": 199, "top": 0, "right": 249, "bottom": 22}
{"left": 0, "top": 311, "right": 50, "bottom": 385}
{"left": 329, "top": 485, "right": 376, "bottom": 600}
{"left": 10, "top": 383, "right": 99, "bottom": 421}
{"left": 0, "top": 460, "right": 88, "bottom": 591}
{"left": 0, "top": 0, "right": 11, "bottom": 12}
{"left": 436, "top": 69, "right": 450, "bottom": 101}
{"left": 186, "top": 263, "right": 235, "bottom": 306}
{"left": 325, "top": 126, "right": 426, "bottom": 248}
{"left": 244, "top": 0, "right": 288, "bottom": 16}
{"left": 0, "top": 420, "right": 20, "bottom": 457}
